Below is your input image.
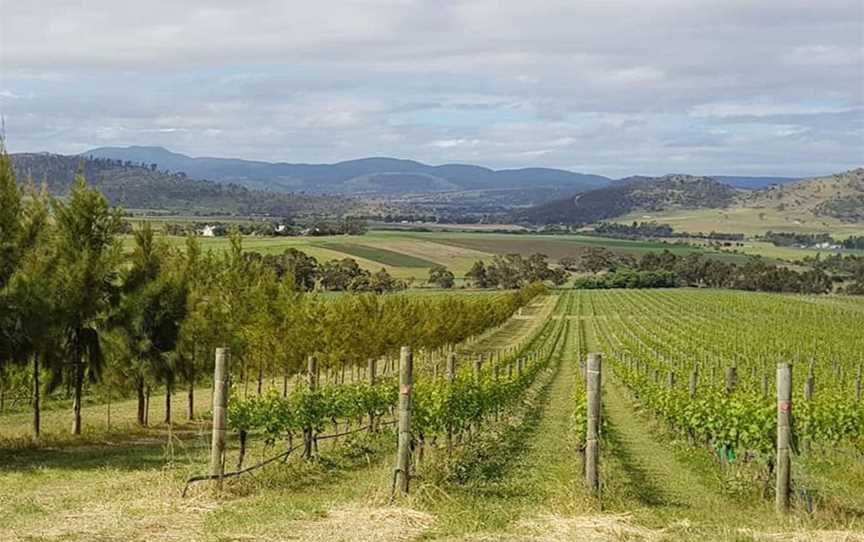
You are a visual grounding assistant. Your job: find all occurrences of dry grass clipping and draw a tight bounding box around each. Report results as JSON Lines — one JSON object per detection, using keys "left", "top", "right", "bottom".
{"left": 284, "top": 505, "right": 434, "bottom": 542}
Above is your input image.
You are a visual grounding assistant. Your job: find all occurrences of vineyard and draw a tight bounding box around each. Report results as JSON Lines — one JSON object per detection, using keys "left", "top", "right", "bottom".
{"left": 2, "top": 288, "right": 864, "bottom": 540}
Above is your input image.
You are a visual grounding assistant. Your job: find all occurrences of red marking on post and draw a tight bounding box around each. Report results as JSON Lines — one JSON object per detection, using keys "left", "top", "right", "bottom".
{"left": 779, "top": 401, "right": 791, "bottom": 412}
{"left": 400, "top": 385, "right": 412, "bottom": 395}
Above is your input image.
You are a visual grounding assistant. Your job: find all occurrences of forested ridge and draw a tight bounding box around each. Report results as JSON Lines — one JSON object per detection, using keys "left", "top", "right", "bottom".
{"left": 10, "top": 152, "right": 360, "bottom": 217}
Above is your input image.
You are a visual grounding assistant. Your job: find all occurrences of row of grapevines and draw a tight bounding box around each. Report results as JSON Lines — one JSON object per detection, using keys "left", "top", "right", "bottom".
{"left": 589, "top": 289, "right": 864, "bottom": 460}
{"left": 225, "top": 285, "right": 556, "bottom": 459}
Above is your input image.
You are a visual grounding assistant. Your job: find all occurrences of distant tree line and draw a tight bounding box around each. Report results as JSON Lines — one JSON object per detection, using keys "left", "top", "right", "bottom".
{"left": 464, "top": 253, "right": 568, "bottom": 289}
{"left": 759, "top": 231, "right": 836, "bottom": 248}
{"left": 841, "top": 236, "right": 864, "bottom": 250}
{"left": 800, "top": 253, "right": 864, "bottom": 294}
{"left": 561, "top": 247, "right": 837, "bottom": 294}
{"left": 573, "top": 268, "right": 679, "bottom": 289}
{"left": 591, "top": 221, "right": 745, "bottom": 241}
{"left": 163, "top": 218, "right": 368, "bottom": 238}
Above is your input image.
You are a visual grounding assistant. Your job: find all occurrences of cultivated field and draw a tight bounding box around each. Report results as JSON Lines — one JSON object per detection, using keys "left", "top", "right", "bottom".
{"left": 125, "top": 229, "right": 759, "bottom": 286}
{"left": 2, "top": 289, "right": 863, "bottom": 541}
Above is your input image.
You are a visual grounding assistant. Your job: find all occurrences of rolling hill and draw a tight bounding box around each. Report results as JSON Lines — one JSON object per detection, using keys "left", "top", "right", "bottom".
{"left": 515, "top": 169, "right": 864, "bottom": 233}
{"left": 10, "top": 153, "right": 361, "bottom": 217}
{"left": 82, "top": 146, "right": 611, "bottom": 196}
{"left": 738, "top": 169, "right": 864, "bottom": 223}
{"left": 514, "top": 174, "right": 738, "bottom": 224}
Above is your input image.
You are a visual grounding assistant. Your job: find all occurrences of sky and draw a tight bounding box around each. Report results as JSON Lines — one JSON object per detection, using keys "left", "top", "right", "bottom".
{"left": 1, "top": 0, "right": 862, "bottom": 178}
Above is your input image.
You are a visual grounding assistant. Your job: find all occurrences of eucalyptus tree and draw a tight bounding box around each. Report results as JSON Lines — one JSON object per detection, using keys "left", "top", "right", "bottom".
{"left": 51, "top": 175, "right": 124, "bottom": 435}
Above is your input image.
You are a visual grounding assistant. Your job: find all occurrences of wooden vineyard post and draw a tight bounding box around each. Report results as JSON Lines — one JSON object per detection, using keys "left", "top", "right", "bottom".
{"left": 776, "top": 363, "right": 792, "bottom": 514}
{"left": 856, "top": 364, "right": 862, "bottom": 402}
{"left": 585, "top": 353, "right": 602, "bottom": 494}
{"left": 367, "top": 358, "right": 377, "bottom": 432}
{"left": 304, "top": 356, "right": 318, "bottom": 458}
{"left": 446, "top": 352, "right": 456, "bottom": 455}
{"left": 689, "top": 365, "right": 698, "bottom": 399}
{"left": 393, "top": 346, "right": 414, "bottom": 496}
{"left": 803, "top": 364, "right": 814, "bottom": 453}
{"left": 494, "top": 363, "right": 501, "bottom": 421}
{"left": 667, "top": 370, "right": 675, "bottom": 389}
{"left": 368, "top": 358, "right": 376, "bottom": 386}
{"left": 210, "top": 348, "right": 229, "bottom": 490}
{"left": 725, "top": 366, "right": 737, "bottom": 395}
{"left": 472, "top": 357, "right": 483, "bottom": 433}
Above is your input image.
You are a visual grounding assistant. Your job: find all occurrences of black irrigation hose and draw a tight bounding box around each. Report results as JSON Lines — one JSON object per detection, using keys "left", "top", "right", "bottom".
{"left": 182, "top": 419, "right": 398, "bottom": 496}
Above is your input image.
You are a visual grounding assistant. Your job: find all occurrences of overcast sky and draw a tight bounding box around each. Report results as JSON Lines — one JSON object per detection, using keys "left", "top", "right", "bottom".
{"left": 1, "top": 0, "right": 862, "bottom": 178}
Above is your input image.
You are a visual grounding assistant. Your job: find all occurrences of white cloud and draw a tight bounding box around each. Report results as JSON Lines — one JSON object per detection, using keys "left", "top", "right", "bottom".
{"left": 689, "top": 102, "right": 858, "bottom": 118}
{"left": 1, "top": 0, "right": 862, "bottom": 177}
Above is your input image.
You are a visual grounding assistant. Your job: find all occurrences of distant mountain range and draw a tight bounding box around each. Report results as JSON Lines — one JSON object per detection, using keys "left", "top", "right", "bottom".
{"left": 83, "top": 146, "right": 610, "bottom": 196}
{"left": 82, "top": 146, "right": 800, "bottom": 197}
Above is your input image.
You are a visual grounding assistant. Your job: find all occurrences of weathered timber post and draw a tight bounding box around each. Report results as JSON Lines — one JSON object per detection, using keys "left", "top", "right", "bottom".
{"left": 494, "top": 363, "right": 501, "bottom": 422}
{"left": 804, "top": 364, "right": 815, "bottom": 401}
{"left": 667, "top": 370, "right": 675, "bottom": 389}
{"left": 776, "top": 363, "right": 792, "bottom": 514}
{"left": 689, "top": 365, "right": 698, "bottom": 399}
{"left": 472, "top": 356, "right": 483, "bottom": 433}
{"left": 303, "top": 355, "right": 318, "bottom": 458}
{"left": 725, "top": 366, "right": 737, "bottom": 395}
{"left": 856, "top": 364, "right": 862, "bottom": 402}
{"left": 210, "top": 348, "right": 229, "bottom": 490}
{"left": 585, "top": 353, "right": 602, "bottom": 493}
{"left": 803, "top": 364, "right": 815, "bottom": 453}
{"left": 368, "top": 358, "right": 376, "bottom": 386}
{"left": 367, "top": 358, "right": 377, "bottom": 432}
{"left": 393, "top": 346, "right": 414, "bottom": 496}
{"left": 446, "top": 352, "right": 456, "bottom": 455}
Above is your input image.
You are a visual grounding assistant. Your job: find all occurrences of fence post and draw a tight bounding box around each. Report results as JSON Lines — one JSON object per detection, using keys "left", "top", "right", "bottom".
{"left": 586, "top": 352, "right": 601, "bottom": 494}
{"left": 304, "top": 355, "right": 318, "bottom": 458}
{"left": 393, "top": 346, "right": 414, "bottom": 496}
{"left": 856, "top": 364, "right": 862, "bottom": 402}
{"left": 210, "top": 347, "right": 229, "bottom": 490}
{"left": 667, "top": 370, "right": 675, "bottom": 389}
{"left": 689, "top": 365, "right": 698, "bottom": 399}
{"left": 725, "top": 366, "right": 737, "bottom": 395}
{"left": 776, "top": 363, "right": 792, "bottom": 514}
{"left": 804, "top": 364, "right": 815, "bottom": 401}
{"left": 446, "top": 353, "right": 456, "bottom": 455}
